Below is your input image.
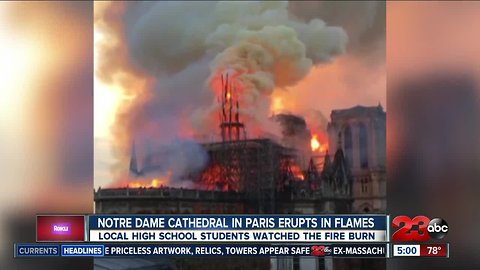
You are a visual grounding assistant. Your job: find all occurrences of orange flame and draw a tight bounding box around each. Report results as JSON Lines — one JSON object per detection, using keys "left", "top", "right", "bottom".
{"left": 127, "top": 178, "right": 167, "bottom": 188}
{"left": 311, "top": 134, "right": 328, "bottom": 153}
{"left": 271, "top": 96, "right": 284, "bottom": 114}
{"left": 291, "top": 164, "right": 304, "bottom": 181}
{"left": 125, "top": 171, "right": 172, "bottom": 188}
{"left": 311, "top": 134, "right": 320, "bottom": 151}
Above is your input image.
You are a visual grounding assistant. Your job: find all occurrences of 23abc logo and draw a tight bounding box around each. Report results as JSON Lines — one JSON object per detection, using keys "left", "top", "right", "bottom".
{"left": 392, "top": 216, "right": 449, "bottom": 241}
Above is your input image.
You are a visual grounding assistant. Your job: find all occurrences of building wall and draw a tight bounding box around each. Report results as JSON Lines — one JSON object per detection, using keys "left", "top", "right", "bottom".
{"left": 327, "top": 105, "right": 386, "bottom": 213}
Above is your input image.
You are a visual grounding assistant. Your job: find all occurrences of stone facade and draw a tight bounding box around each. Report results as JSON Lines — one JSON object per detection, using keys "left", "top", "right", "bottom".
{"left": 327, "top": 105, "right": 386, "bottom": 213}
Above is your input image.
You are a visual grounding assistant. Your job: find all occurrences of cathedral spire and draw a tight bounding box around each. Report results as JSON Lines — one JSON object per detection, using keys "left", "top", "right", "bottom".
{"left": 129, "top": 141, "right": 142, "bottom": 177}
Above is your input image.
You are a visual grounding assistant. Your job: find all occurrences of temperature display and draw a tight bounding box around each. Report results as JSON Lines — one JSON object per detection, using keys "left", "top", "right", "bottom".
{"left": 419, "top": 244, "right": 448, "bottom": 257}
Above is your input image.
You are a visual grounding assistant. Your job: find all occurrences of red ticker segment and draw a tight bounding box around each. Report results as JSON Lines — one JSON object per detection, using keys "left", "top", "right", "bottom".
{"left": 420, "top": 243, "right": 448, "bottom": 257}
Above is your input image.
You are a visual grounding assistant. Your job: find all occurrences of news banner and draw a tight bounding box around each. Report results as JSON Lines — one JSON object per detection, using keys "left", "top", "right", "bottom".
{"left": 14, "top": 215, "right": 449, "bottom": 259}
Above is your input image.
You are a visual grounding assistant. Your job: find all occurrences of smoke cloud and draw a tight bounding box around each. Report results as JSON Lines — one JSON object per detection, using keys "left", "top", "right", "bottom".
{"left": 95, "top": 1, "right": 379, "bottom": 185}
{"left": 132, "top": 139, "right": 208, "bottom": 187}
{"left": 123, "top": 1, "right": 347, "bottom": 136}
{"left": 273, "top": 113, "right": 310, "bottom": 152}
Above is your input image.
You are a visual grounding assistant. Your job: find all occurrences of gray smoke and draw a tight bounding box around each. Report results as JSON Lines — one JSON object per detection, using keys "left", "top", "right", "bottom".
{"left": 273, "top": 113, "right": 310, "bottom": 153}
{"left": 135, "top": 139, "right": 208, "bottom": 186}
{"left": 98, "top": 1, "right": 352, "bottom": 182}
{"left": 124, "top": 1, "right": 347, "bottom": 136}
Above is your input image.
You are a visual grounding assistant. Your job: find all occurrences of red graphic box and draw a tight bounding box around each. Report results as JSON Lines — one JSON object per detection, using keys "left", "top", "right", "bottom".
{"left": 37, "top": 215, "right": 85, "bottom": 242}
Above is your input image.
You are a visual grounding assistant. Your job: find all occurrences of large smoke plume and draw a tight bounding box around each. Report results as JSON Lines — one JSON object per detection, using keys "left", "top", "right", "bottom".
{"left": 96, "top": 1, "right": 351, "bottom": 184}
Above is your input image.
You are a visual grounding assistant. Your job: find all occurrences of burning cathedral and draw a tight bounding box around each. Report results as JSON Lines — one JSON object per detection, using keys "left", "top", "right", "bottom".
{"left": 93, "top": 2, "right": 387, "bottom": 269}
{"left": 94, "top": 74, "right": 386, "bottom": 270}
{"left": 95, "top": 75, "right": 357, "bottom": 215}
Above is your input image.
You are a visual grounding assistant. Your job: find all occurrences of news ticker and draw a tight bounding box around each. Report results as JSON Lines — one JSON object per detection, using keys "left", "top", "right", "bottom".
{"left": 15, "top": 243, "right": 388, "bottom": 258}
{"left": 14, "top": 243, "right": 450, "bottom": 258}
{"left": 16, "top": 214, "right": 449, "bottom": 259}
{"left": 33, "top": 214, "right": 451, "bottom": 244}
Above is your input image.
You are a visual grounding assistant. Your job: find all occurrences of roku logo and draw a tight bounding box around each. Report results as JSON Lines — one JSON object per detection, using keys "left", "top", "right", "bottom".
{"left": 392, "top": 216, "right": 448, "bottom": 242}
{"left": 53, "top": 225, "right": 69, "bottom": 232}
{"left": 37, "top": 216, "right": 84, "bottom": 241}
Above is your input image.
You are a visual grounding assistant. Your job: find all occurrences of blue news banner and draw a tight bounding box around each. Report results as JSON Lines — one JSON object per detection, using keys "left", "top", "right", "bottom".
{"left": 89, "top": 215, "right": 388, "bottom": 243}
{"left": 89, "top": 215, "right": 388, "bottom": 230}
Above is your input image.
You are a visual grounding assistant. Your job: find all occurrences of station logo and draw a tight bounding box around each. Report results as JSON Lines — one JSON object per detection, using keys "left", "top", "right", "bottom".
{"left": 310, "top": 245, "right": 331, "bottom": 256}
{"left": 392, "top": 216, "right": 448, "bottom": 241}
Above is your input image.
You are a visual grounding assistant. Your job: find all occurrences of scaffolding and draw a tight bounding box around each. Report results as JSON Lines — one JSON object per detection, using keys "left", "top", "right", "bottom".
{"left": 198, "top": 74, "right": 301, "bottom": 213}
{"left": 201, "top": 139, "right": 297, "bottom": 213}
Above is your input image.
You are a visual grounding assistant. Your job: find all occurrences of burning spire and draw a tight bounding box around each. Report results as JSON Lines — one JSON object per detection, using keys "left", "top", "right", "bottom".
{"left": 219, "top": 73, "right": 246, "bottom": 142}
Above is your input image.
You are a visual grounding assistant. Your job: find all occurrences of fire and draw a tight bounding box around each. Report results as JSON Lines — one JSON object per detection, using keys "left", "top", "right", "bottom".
{"left": 127, "top": 178, "right": 167, "bottom": 188}
{"left": 124, "top": 171, "right": 172, "bottom": 188}
{"left": 127, "top": 181, "right": 142, "bottom": 188}
{"left": 311, "top": 134, "right": 320, "bottom": 151}
{"left": 200, "top": 163, "right": 239, "bottom": 192}
{"left": 226, "top": 92, "right": 231, "bottom": 100}
{"left": 271, "top": 96, "right": 284, "bottom": 114}
{"left": 291, "top": 164, "right": 304, "bottom": 181}
{"left": 311, "top": 134, "right": 328, "bottom": 153}
{"left": 151, "top": 178, "right": 163, "bottom": 187}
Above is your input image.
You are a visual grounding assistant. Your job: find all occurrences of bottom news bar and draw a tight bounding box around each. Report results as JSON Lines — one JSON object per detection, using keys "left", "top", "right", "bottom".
{"left": 15, "top": 243, "right": 388, "bottom": 258}
{"left": 392, "top": 244, "right": 449, "bottom": 258}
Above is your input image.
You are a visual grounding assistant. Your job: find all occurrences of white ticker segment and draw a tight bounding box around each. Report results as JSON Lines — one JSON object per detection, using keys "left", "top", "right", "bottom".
{"left": 393, "top": 244, "right": 420, "bottom": 257}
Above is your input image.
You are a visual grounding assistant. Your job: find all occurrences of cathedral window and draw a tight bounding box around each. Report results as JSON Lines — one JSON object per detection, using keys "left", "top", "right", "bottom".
{"left": 343, "top": 126, "right": 353, "bottom": 167}
{"left": 361, "top": 178, "right": 369, "bottom": 193}
{"left": 359, "top": 122, "right": 369, "bottom": 168}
